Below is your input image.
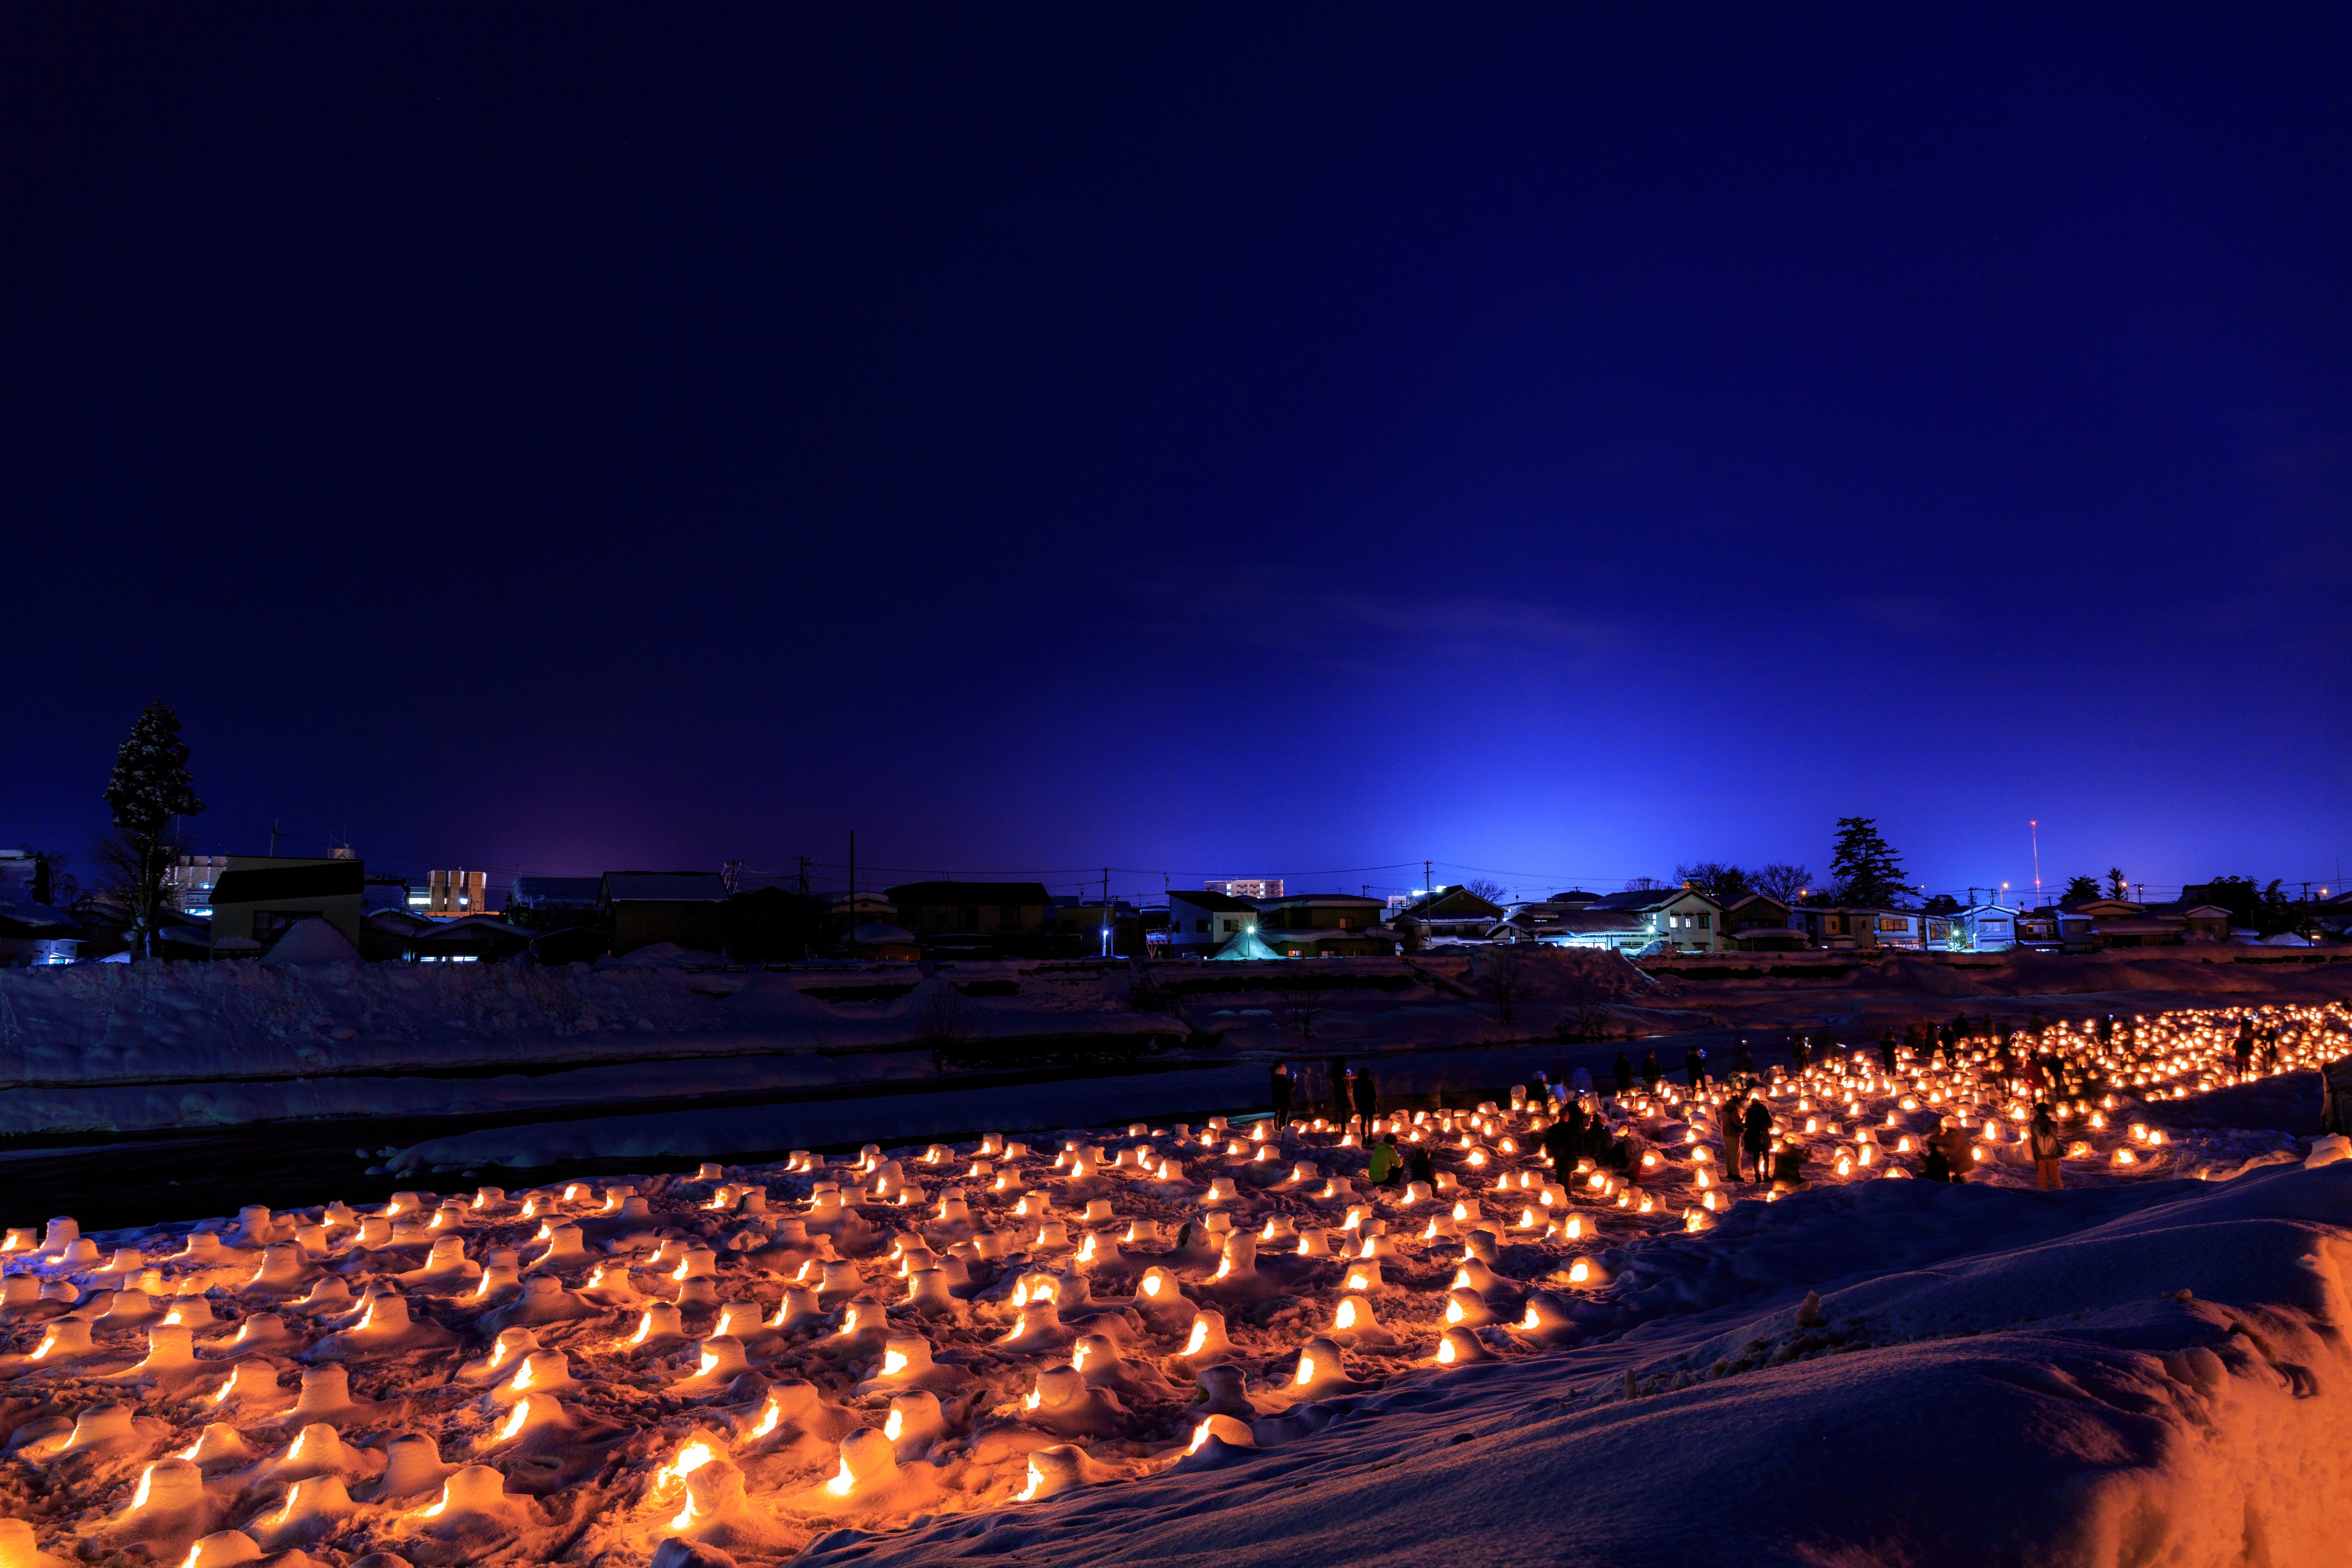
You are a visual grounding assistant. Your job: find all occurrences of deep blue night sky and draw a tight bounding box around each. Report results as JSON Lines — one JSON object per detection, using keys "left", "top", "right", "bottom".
{"left": 9, "top": 7, "right": 2350, "bottom": 905}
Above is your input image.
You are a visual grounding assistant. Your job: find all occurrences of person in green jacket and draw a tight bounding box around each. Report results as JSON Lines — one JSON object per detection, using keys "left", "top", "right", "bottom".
{"left": 1367, "top": 1132, "right": 1403, "bottom": 1188}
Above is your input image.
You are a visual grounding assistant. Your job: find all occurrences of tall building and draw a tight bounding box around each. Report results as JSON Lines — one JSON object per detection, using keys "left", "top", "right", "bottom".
{"left": 1203, "top": 877, "right": 1282, "bottom": 901}
{"left": 428, "top": 868, "right": 488, "bottom": 918}
{"left": 168, "top": 854, "right": 229, "bottom": 915}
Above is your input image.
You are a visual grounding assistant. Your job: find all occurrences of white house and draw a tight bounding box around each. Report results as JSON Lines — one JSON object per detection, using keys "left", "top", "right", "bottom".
{"left": 1166, "top": 889, "right": 1261, "bottom": 957}
{"left": 1947, "top": 904, "right": 2018, "bottom": 952}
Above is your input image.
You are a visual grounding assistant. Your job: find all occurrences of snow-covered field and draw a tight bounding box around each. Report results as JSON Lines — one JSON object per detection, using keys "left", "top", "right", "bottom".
{"left": 2, "top": 1000, "right": 2346, "bottom": 1566}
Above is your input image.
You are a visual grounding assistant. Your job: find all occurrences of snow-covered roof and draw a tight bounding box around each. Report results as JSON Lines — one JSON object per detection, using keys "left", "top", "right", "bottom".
{"left": 412, "top": 915, "right": 535, "bottom": 943}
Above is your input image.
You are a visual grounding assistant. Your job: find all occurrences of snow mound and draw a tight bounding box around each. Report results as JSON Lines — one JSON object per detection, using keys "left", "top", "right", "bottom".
{"left": 800, "top": 1165, "right": 2352, "bottom": 1568}
{"left": 601, "top": 942, "right": 730, "bottom": 967}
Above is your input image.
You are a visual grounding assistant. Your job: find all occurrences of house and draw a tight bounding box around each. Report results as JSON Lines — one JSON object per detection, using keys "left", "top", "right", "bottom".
{"left": 2138, "top": 901, "right": 2233, "bottom": 942}
{"left": 1515, "top": 907, "right": 1655, "bottom": 952}
{"left": 167, "top": 854, "right": 229, "bottom": 915}
{"left": 1786, "top": 905, "right": 1903, "bottom": 951}
{"left": 1394, "top": 886, "right": 1506, "bottom": 943}
{"left": 207, "top": 857, "right": 367, "bottom": 955}
{"left": 1166, "top": 889, "right": 1262, "bottom": 956}
{"left": 883, "top": 880, "right": 1064, "bottom": 959}
{"left": 1584, "top": 887, "right": 1726, "bottom": 953}
{"left": 2088, "top": 918, "right": 2186, "bottom": 948}
{"left": 2312, "top": 891, "right": 2352, "bottom": 942}
{"left": 1720, "top": 893, "right": 1791, "bottom": 936}
{"left": 1256, "top": 892, "right": 1388, "bottom": 933}
{"left": 1949, "top": 904, "right": 2020, "bottom": 952}
{"left": 410, "top": 915, "right": 536, "bottom": 964}
{"left": 884, "top": 882, "right": 1055, "bottom": 938}
{"left": 2015, "top": 906, "right": 2097, "bottom": 953}
{"left": 2051, "top": 895, "right": 2192, "bottom": 949}
{"left": 820, "top": 891, "right": 900, "bottom": 938}
{"left": 360, "top": 908, "right": 437, "bottom": 962}
{"left": 1863, "top": 911, "right": 1929, "bottom": 951}
{"left": 510, "top": 877, "right": 605, "bottom": 913}
{"left": 1255, "top": 892, "right": 1398, "bottom": 958}
{"left": 600, "top": 871, "right": 729, "bottom": 956}
{"left": 0, "top": 853, "right": 79, "bottom": 966}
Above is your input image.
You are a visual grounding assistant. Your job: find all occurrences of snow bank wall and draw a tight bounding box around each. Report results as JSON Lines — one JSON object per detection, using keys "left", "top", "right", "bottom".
{"left": 0, "top": 962, "right": 1159, "bottom": 1090}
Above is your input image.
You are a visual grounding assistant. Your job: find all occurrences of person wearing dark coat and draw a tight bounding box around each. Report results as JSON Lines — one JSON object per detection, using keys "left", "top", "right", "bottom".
{"left": 1683, "top": 1047, "right": 1707, "bottom": 1094}
{"left": 1270, "top": 1063, "right": 1294, "bottom": 1129}
{"left": 1640, "top": 1049, "right": 1663, "bottom": 1094}
{"left": 1408, "top": 1143, "right": 1435, "bottom": 1189}
{"left": 1540, "top": 1114, "right": 1579, "bottom": 1174}
{"left": 1741, "top": 1097, "right": 1772, "bottom": 1184}
{"left": 1876, "top": 1031, "right": 1899, "bottom": 1075}
{"left": 1791, "top": 1035, "right": 1812, "bottom": 1076}
{"left": 2233, "top": 1025, "right": 2254, "bottom": 1077}
{"left": 1928, "top": 1117, "right": 1974, "bottom": 1183}
{"left": 1613, "top": 1051, "right": 1636, "bottom": 1098}
{"left": 1352, "top": 1066, "right": 1379, "bottom": 1136}
{"left": 1327, "top": 1058, "right": 1351, "bottom": 1125}
{"left": 1937, "top": 1024, "right": 1958, "bottom": 1070}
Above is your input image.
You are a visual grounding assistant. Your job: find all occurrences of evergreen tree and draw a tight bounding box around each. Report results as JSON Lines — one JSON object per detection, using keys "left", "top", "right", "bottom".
{"left": 2062, "top": 875, "right": 2101, "bottom": 904}
{"left": 1828, "top": 817, "right": 1908, "bottom": 907}
{"left": 2106, "top": 866, "right": 2129, "bottom": 900}
{"left": 100, "top": 702, "right": 205, "bottom": 956}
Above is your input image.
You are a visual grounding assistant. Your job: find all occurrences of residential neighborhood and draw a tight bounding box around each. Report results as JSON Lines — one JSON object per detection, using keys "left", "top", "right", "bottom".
{"left": 4, "top": 836, "right": 2341, "bottom": 967}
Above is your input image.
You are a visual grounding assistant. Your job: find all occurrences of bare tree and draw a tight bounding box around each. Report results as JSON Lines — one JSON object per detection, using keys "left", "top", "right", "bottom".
{"left": 915, "top": 981, "right": 976, "bottom": 1071}
{"left": 1622, "top": 876, "right": 1665, "bottom": 892}
{"left": 91, "top": 824, "right": 186, "bottom": 937}
{"left": 1460, "top": 878, "right": 1506, "bottom": 905}
{"left": 1748, "top": 863, "right": 1814, "bottom": 904}
{"left": 1674, "top": 861, "right": 1751, "bottom": 902}
{"left": 1483, "top": 942, "right": 1535, "bottom": 1027}
{"left": 1554, "top": 977, "right": 1611, "bottom": 1042}
{"left": 1274, "top": 980, "right": 1332, "bottom": 1042}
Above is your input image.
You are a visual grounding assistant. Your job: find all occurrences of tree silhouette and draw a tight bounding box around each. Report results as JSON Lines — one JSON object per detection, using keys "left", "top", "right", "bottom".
{"left": 1828, "top": 818, "right": 1907, "bottom": 907}
{"left": 100, "top": 702, "right": 205, "bottom": 957}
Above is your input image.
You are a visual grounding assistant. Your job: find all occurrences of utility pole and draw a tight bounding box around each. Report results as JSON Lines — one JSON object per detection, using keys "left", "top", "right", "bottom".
{"left": 1102, "top": 866, "right": 1111, "bottom": 958}
{"left": 2029, "top": 820, "right": 2040, "bottom": 906}
{"left": 1424, "top": 860, "right": 1434, "bottom": 901}
{"left": 270, "top": 819, "right": 279, "bottom": 857}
